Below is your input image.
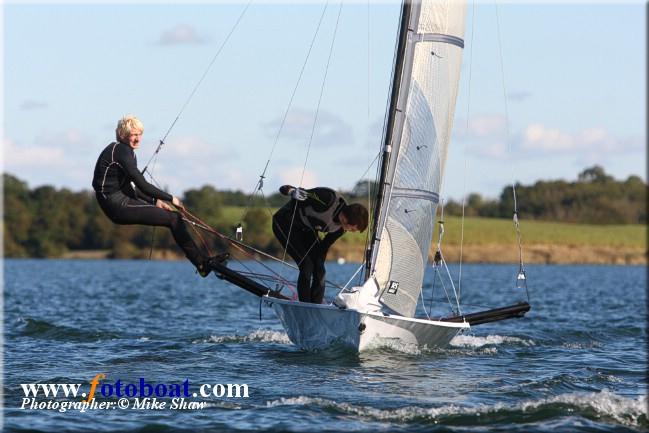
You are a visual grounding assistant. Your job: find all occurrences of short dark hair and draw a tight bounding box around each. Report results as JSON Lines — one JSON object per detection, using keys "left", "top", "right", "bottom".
{"left": 342, "top": 203, "right": 369, "bottom": 232}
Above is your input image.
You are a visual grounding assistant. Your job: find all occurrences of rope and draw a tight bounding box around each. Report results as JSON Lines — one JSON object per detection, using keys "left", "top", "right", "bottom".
{"left": 295, "top": 1, "right": 344, "bottom": 188}
{"left": 236, "top": 2, "right": 331, "bottom": 233}
{"left": 458, "top": 161, "right": 467, "bottom": 303}
{"left": 138, "top": 1, "right": 251, "bottom": 258}
{"left": 143, "top": 153, "right": 162, "bottom": 260}
{"left": 420, "top": 282, "right": 431, "bottom": 320}
{"left": 495, "top": 1, "right": 528, "bottom": 299}
{"left": 280, "top": 1, "right": 344, "bottom": 277}
{"left": 141, "top": 0, "right": 253, "bottom": 175}
{"left": 176, "top": 206, "right": 346, "bottom": 292}
{"left": 434, "top": 261, "right": 455, "bottom": 314}
{"left": 458, "top": 0, "right": 476, "bottom": 305}
{"left": 427, "top": 260, "right": 438, "bottom": 314}
{"left": 431, "top": 203, "right": 462, "bottom": 316}
{"left": 341, "top": 263, "right": 365, "bottom": 292}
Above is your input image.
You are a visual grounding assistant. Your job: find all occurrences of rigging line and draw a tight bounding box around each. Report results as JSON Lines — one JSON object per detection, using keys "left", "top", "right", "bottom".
{"left": 427, "top": 263, "right": 438, "bottom": 314}
{"left": 434, "top": 261, "right": 455, "bottom": 314}
{"left": 420, "top": 284, "right": 431, "bottom": 320}
{"left": 361, "top": 8, "right": 378, "bottom": 274}
{"left": 238, "top": 2, "right": 331, "bottom": 226}
{"left": 434, "top": 204, "right": 462, "bottom": 315}
{"left": 364, "top": 2, "right": 401, "bottom": 280}
{"left": 364, "top": 0, "right": 371, "bottom": 279}
{"left": 356, "top": 151, "right": 381, "bottom": 188}
{"left": 141, "top": 0, "right": 253, "bottom": 174}
{"left": 367, "top": 0, "right": 370, "bottom": 120}
{"left": 338, "top": 263, "right": 364, "bottom": 294}
{"left": 441, "top": 256, "right": 462, "bottom": 315}
{"left": 458, "top": 0, "right": 477, "bottom": 305}
{"left": 178, "top": 207, "right": 347, "bottom": 291}
{"left": 354, "top": 151, "right": 380, "bottom": 267}
{"left": 280, "top": 1, "right": 344, "bottom": 271}
{"left": 145, "top": 152, "right": 162, "bottom": 260}
{"left": 458, "top": 160, "right": 466, "bottom": 301}
{"left": 178, "top": 208, "right": 282, "bottom": 271}
{"left": 353, "top": 149, "right": 381, "bottom": 273}
{"left": 297, "top": 0, "right": 344, "bottom": 188}
{"left": 261, "top": 1, "right": 330, "bottom": 173}
{"left": 179, "top": 209, "right": 287, "bottom": 279}
{"left": 227, "top": 254, "right": 281, "bottom": 293}
{"left": 495, "top": 1, "right": 527, "bottom": 295}
{"left": 494, "top": 1, "right": 514, "bottom": 210}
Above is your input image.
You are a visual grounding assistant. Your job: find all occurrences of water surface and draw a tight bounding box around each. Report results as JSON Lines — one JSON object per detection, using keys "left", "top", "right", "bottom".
{"left": 3, "top": 260, "right": 647, "bottom": 432}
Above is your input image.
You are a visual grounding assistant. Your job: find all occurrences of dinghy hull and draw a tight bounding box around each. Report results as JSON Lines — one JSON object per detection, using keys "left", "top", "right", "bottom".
{"left": 265, "top": 297, "right": 469, "bottom": 351}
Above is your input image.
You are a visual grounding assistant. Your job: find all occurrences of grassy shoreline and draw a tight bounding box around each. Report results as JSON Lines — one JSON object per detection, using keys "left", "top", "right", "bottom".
{"left": 60, "top": 244, "right": 646, "bottom": 265}
{"left": 60, "top": 216, "right": 647, "bottom": 265}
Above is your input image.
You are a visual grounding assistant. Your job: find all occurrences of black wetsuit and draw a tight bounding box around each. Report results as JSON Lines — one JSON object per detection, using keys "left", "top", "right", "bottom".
{"left": 92, "top": 141, "right": 204, "bottom": 268}
{"left": 272, "top": 187, "right": 345, "bottom": 303}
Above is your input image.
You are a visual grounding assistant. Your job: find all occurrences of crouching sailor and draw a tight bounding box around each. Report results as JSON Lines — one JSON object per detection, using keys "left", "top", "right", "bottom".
{"left": 272, "top": 185, "right": 368, "bottom": 304}
{"left": 92, "top": 114, "right": 227, "bottom": 276}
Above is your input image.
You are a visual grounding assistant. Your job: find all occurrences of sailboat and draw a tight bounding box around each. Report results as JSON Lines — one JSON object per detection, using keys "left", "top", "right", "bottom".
{"left": 202, "top": 0, "right": 531, "bottom": 351}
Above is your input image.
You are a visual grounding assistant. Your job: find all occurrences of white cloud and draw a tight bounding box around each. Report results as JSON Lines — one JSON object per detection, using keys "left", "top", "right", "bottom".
{"left": 454, "top": 117, "right": 644, "bottom": 162}
{"left": 3, "top": 138, "right": 66, "bottom": 168}
{"left": 3, "top": 129, "right": 89, "bottom": 171}
{"left": 138, "top": 135, "right": 240, "bottom": 191}
{"left": 162, "top": 135, "right": 233, "bottom": 159}
{"left": 2, "top": 136, "right": 93, "bottom": 189}
{"left": 507, "top": 91, "right": 532, "bottom": 103}
{"left": 452, "top": 114, "right": 508, "bottom": 158}
{"left": 276, "top": 166, "right": 319, "bottom": 189}
{"left": 34, "top": 129, "right": 87, "bottom": 149}
{"left": 157, "top": 24, "right": 207, "bottom": 45}
{"left": 519, "top": 124, "right": 644, "bottom": 154}
{"left": 20, "top": 100, "right": 48, "bottom": 111}
{"left": 263, "top": 108, "right": 354, "bottom": 148}
{"left": 456, "top": 114, "right": 507, "bottom": 139}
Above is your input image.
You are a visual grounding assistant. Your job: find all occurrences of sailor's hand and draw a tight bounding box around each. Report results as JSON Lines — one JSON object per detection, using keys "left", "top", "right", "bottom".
{"left": 172, "top": 196, "right": 185, "bottom": 210}
{"left": 290, "top": 187, "right": 308, "bottom": 201}
{"left": 156, "top": 199, "right": 173, "bottom": 211}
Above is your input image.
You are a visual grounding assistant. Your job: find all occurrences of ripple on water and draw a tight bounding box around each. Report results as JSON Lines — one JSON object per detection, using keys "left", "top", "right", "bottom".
{"left": 14, "top": 317, "right": 122, "bottom": 342}
{"left": 265, "top": 390, "right": 648, "bottom": 428}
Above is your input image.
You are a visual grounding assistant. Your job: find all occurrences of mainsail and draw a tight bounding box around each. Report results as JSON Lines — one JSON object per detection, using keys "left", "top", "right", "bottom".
{"left": 369, "top": 0, "right": 467, "bottom": 317}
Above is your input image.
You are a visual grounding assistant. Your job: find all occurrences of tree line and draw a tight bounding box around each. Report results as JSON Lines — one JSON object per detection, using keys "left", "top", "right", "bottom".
{"left": 3, "top": 165, "right": 645, "bottom": 258}
{"left": 441, "top": 166, "right": 646, "bottom": 224}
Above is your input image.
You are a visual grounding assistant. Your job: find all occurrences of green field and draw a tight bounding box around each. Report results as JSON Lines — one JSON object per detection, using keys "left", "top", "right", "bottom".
{"left": 437, "top": 217, "right": 646, "bottom": 248}
{"left": 222, "top": 206, "right": 646, "bottom": 249}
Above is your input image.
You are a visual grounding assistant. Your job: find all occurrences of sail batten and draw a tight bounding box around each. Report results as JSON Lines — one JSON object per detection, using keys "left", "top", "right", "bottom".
{"left": 369, "top": 0, "right": 466, "bottom": 318}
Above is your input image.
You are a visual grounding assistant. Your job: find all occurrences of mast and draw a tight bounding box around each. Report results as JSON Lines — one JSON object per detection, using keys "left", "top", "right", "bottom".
{"left": 362, "top": 0, "right": 467, "bottom": 317}
{"left": 365, "top": 0, "right": 412, "bottom": 279}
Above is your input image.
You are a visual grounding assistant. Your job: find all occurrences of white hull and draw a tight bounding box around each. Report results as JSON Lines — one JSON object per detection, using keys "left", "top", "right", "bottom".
{"left": 265, "top": 297, "right": 469, "bottom": 352}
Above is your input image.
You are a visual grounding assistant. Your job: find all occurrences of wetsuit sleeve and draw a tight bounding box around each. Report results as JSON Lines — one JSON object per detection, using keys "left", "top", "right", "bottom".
{"left": 319, "top": 228, "right": 344, "bottom": 258}
{"left": 116, "top": 144, "right": 173, "bottom": 201}
{"left": 303, "top": 187, "right": 336, "bottom": 211}
{"left": 133, "top": 186, "right": 156, "bottom": 204}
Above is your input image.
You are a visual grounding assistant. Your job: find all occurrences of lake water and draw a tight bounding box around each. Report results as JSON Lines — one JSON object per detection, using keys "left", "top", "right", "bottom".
{"left": 3, "top": 260, "right": 647, "bottom": 432}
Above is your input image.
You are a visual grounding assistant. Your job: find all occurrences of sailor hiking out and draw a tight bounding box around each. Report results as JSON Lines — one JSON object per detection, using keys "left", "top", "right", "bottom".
{"left": 92, "top": 115, "right": 228, "bottom": 276}
{"left": 272, "top": 185, "right": 368, "bottom": 304}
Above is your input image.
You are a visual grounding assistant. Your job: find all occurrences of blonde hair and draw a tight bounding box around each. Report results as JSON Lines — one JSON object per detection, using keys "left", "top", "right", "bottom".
{"left": 115, "top": 115, "right": 144, "bottom": 142}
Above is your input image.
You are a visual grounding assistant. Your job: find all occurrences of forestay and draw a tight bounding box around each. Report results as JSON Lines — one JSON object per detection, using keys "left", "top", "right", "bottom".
{"left": 371, "top": 0, "right": 466, "bottom": 318}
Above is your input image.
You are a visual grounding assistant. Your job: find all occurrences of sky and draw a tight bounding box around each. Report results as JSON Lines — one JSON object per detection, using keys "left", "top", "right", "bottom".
{"left": 3, "top": 1, "right": 646, "bottom": 201}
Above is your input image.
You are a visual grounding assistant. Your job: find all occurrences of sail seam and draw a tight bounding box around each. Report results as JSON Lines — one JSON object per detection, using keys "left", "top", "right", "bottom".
{"left": 390, "top": 188, "right": 439, "bottom": 203}
{"left": 415, "top": 33, "right": 464, "bottom": 48}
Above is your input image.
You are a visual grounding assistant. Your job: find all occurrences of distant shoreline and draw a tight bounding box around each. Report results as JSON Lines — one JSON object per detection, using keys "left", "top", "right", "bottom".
{"left": 58, "top": 244, "right": 647, "bottom": 265}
